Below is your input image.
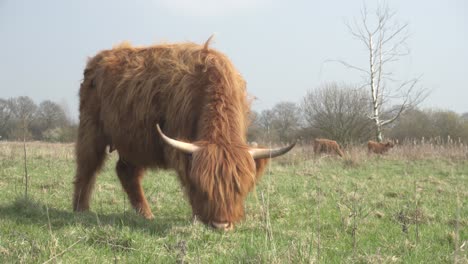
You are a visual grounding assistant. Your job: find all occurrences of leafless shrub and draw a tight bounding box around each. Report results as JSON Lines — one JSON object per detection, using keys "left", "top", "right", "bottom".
{"left": 303, "top": 83, "right": 373, "bottom": 144}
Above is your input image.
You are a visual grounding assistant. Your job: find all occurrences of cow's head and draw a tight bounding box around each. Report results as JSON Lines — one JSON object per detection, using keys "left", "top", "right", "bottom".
{"left": 156, "top": 124, "right": 294, "bottom": 230}
{"left": 384, "top": 142, "right": 394, "bottom": 149}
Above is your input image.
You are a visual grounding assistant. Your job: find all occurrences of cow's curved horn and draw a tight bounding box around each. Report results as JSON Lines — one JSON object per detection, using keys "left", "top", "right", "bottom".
{"left": 249, "top": 142, "right": 296, "bottom": 159}
{"left": 156, "top": 124, "right": 200, "bottom": 154}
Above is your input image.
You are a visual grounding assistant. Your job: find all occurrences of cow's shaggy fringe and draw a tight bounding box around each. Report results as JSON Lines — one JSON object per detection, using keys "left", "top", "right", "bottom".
{"left": 73, "top": 37, "right": 268, "bottom": 225}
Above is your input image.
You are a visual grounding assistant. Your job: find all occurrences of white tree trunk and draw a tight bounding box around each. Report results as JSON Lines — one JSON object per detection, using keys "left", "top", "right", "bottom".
{"left": 368, "top": 32, "right": 383, "bottom": 142}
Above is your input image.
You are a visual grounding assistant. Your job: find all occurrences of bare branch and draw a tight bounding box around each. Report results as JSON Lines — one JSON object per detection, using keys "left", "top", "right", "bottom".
{"left": 382, "top": 23, "right": 409, "bottom": 45}
{"left": 345, "top": 19, "right": 370, "bottom": 48}
{"left": 324, "top": 59, "right": 369, "bottom": 74}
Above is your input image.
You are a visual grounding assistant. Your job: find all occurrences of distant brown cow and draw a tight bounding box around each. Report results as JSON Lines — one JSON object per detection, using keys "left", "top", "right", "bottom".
{"left": 72, "top": 37, "right": 295, "bottom": 231}
{"left": 367, "top": 140, "right": 394, "bottom": 154}
{"left": 313, "top": 138, "right": 344, "bottom": 157}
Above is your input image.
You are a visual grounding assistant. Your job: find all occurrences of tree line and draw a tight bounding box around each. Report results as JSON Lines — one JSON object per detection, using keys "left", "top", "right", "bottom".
{"left": 0, "top": 96, "right": 77, "bottom": 142}
{"left": 248, "top": 83, "right": 468, "bottom": 145}
{"left": 1, "top": 92, "right": 467, "bottom": 145}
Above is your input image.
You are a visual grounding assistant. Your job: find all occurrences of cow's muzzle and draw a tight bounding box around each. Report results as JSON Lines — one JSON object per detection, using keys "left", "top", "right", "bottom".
{"left": 211, "top": 221, "right": 233, "bottom": 231}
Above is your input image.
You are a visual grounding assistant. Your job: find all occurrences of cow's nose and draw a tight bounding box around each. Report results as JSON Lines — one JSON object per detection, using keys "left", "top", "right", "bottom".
{"left": 211, "top": 221, "right": 233, "bottom": 231}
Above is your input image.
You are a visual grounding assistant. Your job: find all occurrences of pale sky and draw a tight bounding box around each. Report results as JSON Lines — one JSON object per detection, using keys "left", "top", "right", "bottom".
{"left": 1, "top": 0, "right": 467, "bottom": 120}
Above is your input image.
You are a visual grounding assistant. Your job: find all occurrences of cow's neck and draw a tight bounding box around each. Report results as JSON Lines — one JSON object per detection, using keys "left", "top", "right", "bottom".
{"left": 197, "top": 94, "right": 247, "bottom": 146}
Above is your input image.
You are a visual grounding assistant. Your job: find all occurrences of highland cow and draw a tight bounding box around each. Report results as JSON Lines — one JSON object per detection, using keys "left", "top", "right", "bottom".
{"left": 313, "top": 138, "right": 344, "bottom": 157}
{"left": 367, "top": 140, "right": 394, "bottom": 154}
{"left": 72, "top": 37, "right": 295, "bottom": 231}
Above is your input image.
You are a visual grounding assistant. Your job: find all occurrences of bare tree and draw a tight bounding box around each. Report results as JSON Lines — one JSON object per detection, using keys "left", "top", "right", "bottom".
{"left": 247, "top": 110, "right": 262, "bottom": 142}
{"left": 271, "top": 102, "right": 301, "bottom": 143}
{"left": 0, "top": 98, "right": 13, "bottom": 138}
{"left": 334, "top": 3, "right": 428, "bottom": 142}
{"left": 461, "top": 112, "right": 468, "bottom": 122}
{"left": 258, "top": 109, "right": 274, "bottom": 131}
{"left": 257, "top": 109, "right": 277, "bottom": 143}
{"left": 303, "top": 83, "right": 373, "bottom": 144}
{"left": 387, "top": 108, "right": 432, "bottom": 141}
{"left": 31, "top": 100, "right": 67, "bottom": 139}
{"left": 255, "top": 102, "right": 301, "bottom": 144}
{"left": 9, "top": 96, "right": 37, "bottom": 140}
{"left": 8, "top": 96, "right": 36, "bottom": 199}
{"left": 389, "top": 109, "right": 468, "bottom": 143}
{"left": 37, "top": 100, "right": 67, "bottom": 128}
{"left": 431, "top": 110, "right": 467, "bottom": 141}
{"left": 59, "top": 98, "right": 74, "bottom": 124}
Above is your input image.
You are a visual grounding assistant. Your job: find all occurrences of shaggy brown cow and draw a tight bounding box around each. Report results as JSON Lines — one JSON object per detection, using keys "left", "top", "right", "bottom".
{"left": 313, "top": 138, "right": 344, "bottom": 157}
{"left": 367, "top": 140, "right": 394, "bottom": 154}
{"left": 72, "top": 37, "right": 295, "bottom": 231}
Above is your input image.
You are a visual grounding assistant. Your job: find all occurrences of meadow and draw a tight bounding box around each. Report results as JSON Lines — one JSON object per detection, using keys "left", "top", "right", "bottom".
{"left": 0, "top": 141, "right": 466, "bottom": 263}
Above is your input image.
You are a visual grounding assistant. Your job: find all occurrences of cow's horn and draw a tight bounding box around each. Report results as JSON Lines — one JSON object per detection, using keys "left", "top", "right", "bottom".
{"left": 156, "top": 124, "right": 200, "bottom": 154}
{"left": 249, "top": 142, "right": 296, "bottom": 159}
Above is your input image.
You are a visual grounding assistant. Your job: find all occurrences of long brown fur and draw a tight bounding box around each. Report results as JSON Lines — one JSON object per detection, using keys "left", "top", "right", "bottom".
{"left": 367, "top": 140, "right": 394, "bottom": 154}
{"left": 73, "top": 38, "right": 269, "bottom": 226}
{"left": 313, "top": 138, "right": 344, "bottom": 157}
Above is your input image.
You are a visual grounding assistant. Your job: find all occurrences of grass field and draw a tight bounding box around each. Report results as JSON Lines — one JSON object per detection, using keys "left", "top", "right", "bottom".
{"left": 0, "top": 141, "right": 467, "bottom": 263}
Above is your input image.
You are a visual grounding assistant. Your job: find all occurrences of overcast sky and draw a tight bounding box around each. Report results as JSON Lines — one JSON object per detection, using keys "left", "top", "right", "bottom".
{"left": 0, "top": 0, "right": 467, "bottom": 120}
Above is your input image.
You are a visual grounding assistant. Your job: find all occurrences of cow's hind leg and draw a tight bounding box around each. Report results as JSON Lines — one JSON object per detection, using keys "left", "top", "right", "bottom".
{"left": 116, "top": 159, "right": 154, "bottom": 219}
{"left": 73, "top": 120, "right": 107, "bottom": 212}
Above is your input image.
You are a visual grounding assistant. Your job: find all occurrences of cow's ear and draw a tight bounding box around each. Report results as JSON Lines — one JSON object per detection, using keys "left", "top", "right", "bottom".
{"left": 254, "top": 158, "right": 269, "bottom": 181}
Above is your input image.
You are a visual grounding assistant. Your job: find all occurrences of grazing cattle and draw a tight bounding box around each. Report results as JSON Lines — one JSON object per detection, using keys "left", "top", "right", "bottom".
{"left": 367, "top": 140, "right": 394, "bottom": 154}
{"left": 313, "top": 138, "right": 344, "bottom": 157}
{"left": 73, "top": 37, "right": 295, "bottom": 231}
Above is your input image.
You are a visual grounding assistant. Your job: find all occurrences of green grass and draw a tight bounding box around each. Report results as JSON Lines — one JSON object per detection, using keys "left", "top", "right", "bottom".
{"left": 0, "top": 142, "right": 467, "bottom": 263}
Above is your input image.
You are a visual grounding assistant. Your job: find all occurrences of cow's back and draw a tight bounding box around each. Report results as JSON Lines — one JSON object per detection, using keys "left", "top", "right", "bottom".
{"left": 80, "top": 43, "right": 248, "bottom": 167}
{"left": 79, "top": 42, "right": 245, "bottom": 168}
{"left": 314, "top": 138, "right": 343, "bottom": 156}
